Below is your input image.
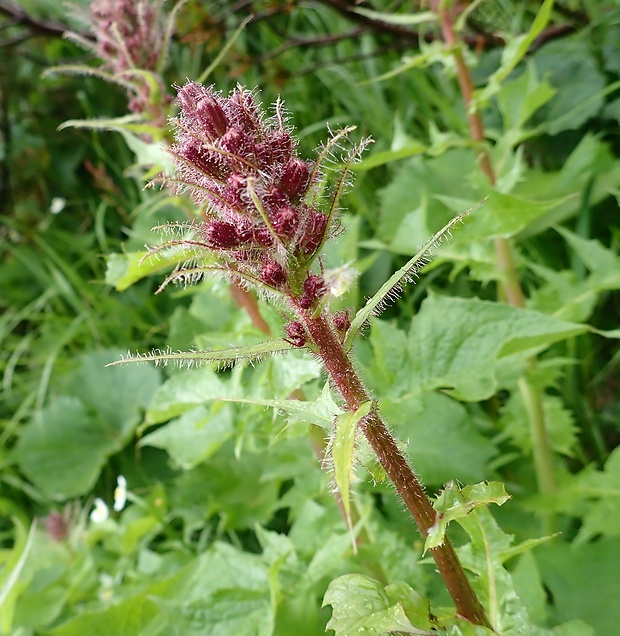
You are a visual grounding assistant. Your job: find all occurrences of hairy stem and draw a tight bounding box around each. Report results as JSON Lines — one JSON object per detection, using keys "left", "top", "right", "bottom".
{"left": 300, "top": 309, "right": 490, "bottom": 627}
{"left": 434, "top": 1, "right": 556, "bottom": 500}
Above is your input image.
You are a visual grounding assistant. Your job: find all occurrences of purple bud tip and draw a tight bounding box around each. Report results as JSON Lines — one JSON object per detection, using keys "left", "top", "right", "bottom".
{"left": 300, "top": 211, "right": 328, "bottom": 255}
{"left": 196, "top": 95, "right": 229, "bottom": 139}
{"left": 284, "top": 321, "right": 307, "bottom": 347}
{"left": 280, "top": 158, "right": 310, "bottom": 200}
{"left": 333, "top": 310, "right": 351, "bottom": 333}
{"left": 203, "top": 220, "right": 241, "bottom": 249}
{"left": 304, "top": 274, "right": 326, "bottom": 300}
{"left": 271, "top": 206, "right": 299, "bottom": 238}
{"left": 261, "top": 261, "right": 287, "bottom": 287}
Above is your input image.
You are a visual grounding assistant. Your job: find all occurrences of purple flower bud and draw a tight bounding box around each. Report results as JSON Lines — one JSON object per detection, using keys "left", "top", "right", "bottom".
{"left": 178, "top": 136, "right": 227, "bottom": 180}
{"left": 261, "top": 261, "right": 287, "bottom": 287}
{"left": 220, "top": 127, "right": 253, "bottom": 158}
{"left": 333, "top": 310, "right": 351, "bottom": 333}
{"left": 222, "top": 174, "right": 247, "bottom": 209}
{"left": 203, "top": 220, "right": 241, "bottom": 248}
{"left": 267, "top": 129, "right": 294, "bottom": 164}
{"left": 271, "top": 206, "right": 299, "bottom": 238}
{"left": 177, "top": 82, "right": 203, "bottom": 115}
{"left": 304, "top": 274, "right": 326, "bottom": 299}
{"left": 280, "top": 158, "right": 310, "bottom": 200}
{"left": 299, "top": 211, "right": 328, "bottom": 255}
{"left": 196, "top": 95, "right": 229, "bottom": 139}
{"left": 284, "top": 321, "right": 307, "bottom": 347}
{"left": 255, "top": 226, "right": 274, "bottom": 247}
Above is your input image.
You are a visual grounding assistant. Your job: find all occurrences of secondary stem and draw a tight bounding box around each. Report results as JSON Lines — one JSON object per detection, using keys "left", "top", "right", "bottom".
{"left": 434, "top": 1, "right": 556, "bottom": 499}
{"left": 300, "top": 309, "right": 490, "bottom": 627}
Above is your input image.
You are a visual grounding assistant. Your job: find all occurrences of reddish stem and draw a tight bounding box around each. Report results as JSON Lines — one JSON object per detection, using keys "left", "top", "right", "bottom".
{"left": 300, "top": 309, "right": 490, "bottom": 627}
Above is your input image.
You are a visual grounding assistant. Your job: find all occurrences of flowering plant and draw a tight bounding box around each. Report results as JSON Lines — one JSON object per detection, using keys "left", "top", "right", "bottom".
{"left": 111, "top": 81, "right": 491, "bottom": 627}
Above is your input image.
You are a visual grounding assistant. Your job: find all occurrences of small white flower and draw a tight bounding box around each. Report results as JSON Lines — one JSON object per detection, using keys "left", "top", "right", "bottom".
{"left": 113, "top": 475, "right": 127, "bottom": 512}
{"left": 90, "top": 498, "right": 109, "bottom": 523}
{"left": 50, "top": 197, "right": 66, "bottom": 215}
{"left": 325, "top": 264, "right": 358, "bottom": 297}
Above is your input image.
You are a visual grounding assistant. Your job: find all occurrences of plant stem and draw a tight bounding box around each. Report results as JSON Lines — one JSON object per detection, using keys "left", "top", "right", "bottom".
{"left": 433, "top": 0, "right": 556, "bottom": 500}
{"left": 300, "top": 309, "right": 490, "bottom": 627}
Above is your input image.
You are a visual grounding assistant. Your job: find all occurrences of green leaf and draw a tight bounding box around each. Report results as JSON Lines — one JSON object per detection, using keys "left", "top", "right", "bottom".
{"left": 156, "top": 589, "right": 273, "bottom": 636}
{"left": 332, "top": 401, "right": 373, "bottom": 536}
{"left": 501, "top": 393, "right": 578, "bottom": 458}
{"left": 438, "top": 190, "right": 571, "bottom": 242}
{"left": 355, "top": 144, "right": 426, "bottom": 171}
{"left": 105, "top": 249, "right": 188, "bottom": 291}
{"left": 531, "top": 38, "right": 606, "bottom": 135}
{"left": 0, "top": 519, "right": 36, "bottom": 634}
{"left": 475, "top": 0, "right": 555, "bottom": 106}
{"left": 351, "top": 7, "right": 435, "bottom": 26}
{"left": 407, "top": 295, "right": 588, "bottom": 401}
{"left": 140, "top": 404, "right": 235, "bottom": 469}
{"left": 324, "top": 574, "right": 433, "bottom": 635}
{"left": 344, "top": 210, "right": 471, "bottom": 350}
{"left": 426, "top": 482, "right": 510, "bottom": 551}
{"left": 146, "top": 367, "right": 230, "bottom": 424}
{"left": 536, "top": 539, "right": 620, "bottom": 634}
{"left": 107, "top": 339, "right": 293, "bottom": 370}
{"left": 496, "top": 65, "right": 556, "bottom": 133}
{"left": 380, "top": 392, "right": 496, "bottom": 485}
{"left": 14, "top": 350, "right": 160, "bottom": 498}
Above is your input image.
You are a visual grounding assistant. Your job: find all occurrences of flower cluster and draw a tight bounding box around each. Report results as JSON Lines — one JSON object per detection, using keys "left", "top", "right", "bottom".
{"left": 159, "top": 82, "right": 370, "bottom": 311}
{"left": 89, "top": 0, "right": 164, "bottom": 75}
{"left": 65, "top": 0, "right": 176, "bottom": 120}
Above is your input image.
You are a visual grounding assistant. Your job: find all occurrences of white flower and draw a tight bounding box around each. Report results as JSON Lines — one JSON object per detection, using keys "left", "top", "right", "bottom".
{"left": 90, "top": 498, "right": 109, "bottom": 523}
{"left": 50, "top": 197, "right": 66, "bottom": 215}
{"left": 113, "top": 475, "right": 127, "bottom": 512}
{"left": 325, "top": 264, "right": 358, "bottom": 297}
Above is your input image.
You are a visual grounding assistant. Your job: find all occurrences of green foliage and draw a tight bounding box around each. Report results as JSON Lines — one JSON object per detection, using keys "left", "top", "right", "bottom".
{"left": 2, "top": 0, "right": 620, "bottom": 634}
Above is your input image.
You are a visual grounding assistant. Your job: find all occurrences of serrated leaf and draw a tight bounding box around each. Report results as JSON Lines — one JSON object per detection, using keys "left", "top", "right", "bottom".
{"left": 426, "top": 482, "right": 510, "bottom": 551}
{"left": 332, "top": 401, "right": 373, "bottom": 538}
{"left": 14, "top": 351, "right": 160, "bottom": 498}
{"left": 496, "top": 65, "right": 556, "bottom": 133}
{"left": 146, "top": 367, "right": 230, "bottom": 423}
{"left": 474, "top": 0, "right": 555, "bottom": 107}
{"left": 407, "top": 295, "right": 588, "bottom": 401}
{"left": 323, "top": 574, "right": 433, "bottom": 635}
{"left": 380, "top": 392, "right": 496, "bottom": 486}
{"left": 438, "top": 191, "right": 571, "bottom": 242}
{"left": 536, "top": 539, "right": 620, "bottom": 634}
{"left": 156, "top": 589, "right": 273, "bottom": 636}
{"left": 140, "top": 404, "right": 235, "bottom": 469}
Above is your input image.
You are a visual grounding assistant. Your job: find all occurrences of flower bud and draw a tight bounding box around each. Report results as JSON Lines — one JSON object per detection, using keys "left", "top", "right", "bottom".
{"left": 299, "top": 210, "right": 328, "bottom": 255}
{"left": 267, "top": 129, "right": 294, "bottom": 164}
{"left": 333, "top": 310, "right": 351, "bottom": 333}
{"left": 176, "top": 82, "right": 204, "bottom": 115}
{"left": 254, "top": 226, "right": 274, "bottom": 247}
{"left": 304, "top": 274, "right": 326, "bottom": 299}
{"left": 280, "top": 158, "right": 310, "bottom": 200}
{"left": 261, "top": 261, "right": 287, "bottom": 287}
{"left": 203, "top": 220, "right": 241, "bottom": 249}
{"left": 178, "top": 136, "right": 227, "bottom": 180}
{"left": 221, "top": 127, "right": 253, "bottom": 158}
{"left": 271, "top": 206, "right": 299, "bottom": 238}
{"left": 285, "top": 321, "right": 307, "bottom": 347}
{"left": 196, "top": 95, "right": 229, "bottom": 139}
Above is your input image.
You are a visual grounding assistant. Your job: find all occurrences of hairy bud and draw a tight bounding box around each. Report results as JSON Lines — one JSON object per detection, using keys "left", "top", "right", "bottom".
{"left": 196, "top": 95, "right": 229, "bottom": 139}
{"left": 261, "top": 261, "right": 287, "bottom": 287}
{"left": 280, "top": 158, "right": 310, "bottom": 200}
{"left": 203, "top": 220, "right": 241, "bottom": 248}
{"left": 284, "top": 321, "right": 307, "bottom": 347}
